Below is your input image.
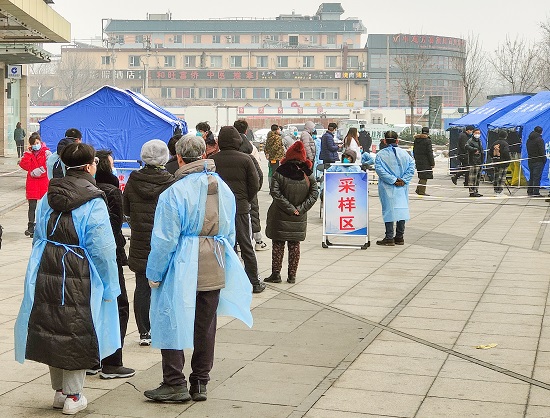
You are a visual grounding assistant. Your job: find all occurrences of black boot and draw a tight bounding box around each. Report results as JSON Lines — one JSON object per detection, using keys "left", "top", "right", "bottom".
{"left": 287, "top": 275, "right": 296, "bottom": 284}
{"left": 24, "top": 222, "right": 35, "bottom": 238}
{"left": 264, "top": 272, "right": 282, "bottom": 283}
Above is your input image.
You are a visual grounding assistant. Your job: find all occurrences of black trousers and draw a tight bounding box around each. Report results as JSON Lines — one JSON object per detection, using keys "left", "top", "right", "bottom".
{"left": 134, "top": 272, "right": 151, "bottom": 335}
{"left": 235, "top": 213, "right": 259, "bottom": 285}
{"left": 161, "top": 290, "right": 220, "bottom": 386}
{"left": 102, "top": 263, "right": 130, "bottom": 367}
{"left": 28, "top": 199, "right": 37, "bottom": 228}
{"left": 16, "top": 140, "right": 25, "bottom": 158}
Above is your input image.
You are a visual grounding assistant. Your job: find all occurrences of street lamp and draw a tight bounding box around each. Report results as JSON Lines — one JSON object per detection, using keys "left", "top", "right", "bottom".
{"left": 104, "top": 36, "right": 117, "bottom": 87}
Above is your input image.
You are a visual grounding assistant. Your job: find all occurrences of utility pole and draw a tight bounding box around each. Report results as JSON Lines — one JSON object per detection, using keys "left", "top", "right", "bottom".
{"left": 141, "top": 36, "right": 151, "bottom": 96}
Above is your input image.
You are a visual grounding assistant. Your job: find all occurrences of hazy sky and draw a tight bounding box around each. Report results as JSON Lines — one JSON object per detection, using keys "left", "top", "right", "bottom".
{"left": 48, "top": 0, "right": 549, "bottom": 53}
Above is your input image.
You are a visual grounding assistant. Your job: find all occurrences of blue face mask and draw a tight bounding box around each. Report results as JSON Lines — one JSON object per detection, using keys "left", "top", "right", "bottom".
{"left": 31, "top": 143, "right": 41, "bottom": 151}
{"left": 196, "top": 131, "right": 203, "bottom": 137}
{"left": 312, "top": 134, "right": 317, "bottom": 139}
{"left": 343, "top": 158, "right": 351, "bottom": 163}
{"left": 294, "top": 131, "right": 298, "bottom": 136}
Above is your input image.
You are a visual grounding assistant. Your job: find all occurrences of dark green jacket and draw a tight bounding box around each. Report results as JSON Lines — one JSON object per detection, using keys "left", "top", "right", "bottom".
{"left": 266, "top": 161, "right": 318, "bottom": 242}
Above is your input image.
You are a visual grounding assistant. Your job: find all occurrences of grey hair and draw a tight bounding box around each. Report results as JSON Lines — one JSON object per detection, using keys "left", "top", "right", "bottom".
{"left": 176, "top": 133, "right": 206, "bottom": 160}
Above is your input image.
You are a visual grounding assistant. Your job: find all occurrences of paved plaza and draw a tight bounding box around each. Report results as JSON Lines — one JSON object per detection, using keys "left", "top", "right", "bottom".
{"left": 1, "top": 154, "right": 550, "bottom": 417}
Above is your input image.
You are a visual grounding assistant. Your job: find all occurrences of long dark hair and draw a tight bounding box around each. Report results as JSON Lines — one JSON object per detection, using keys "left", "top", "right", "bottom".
{"left": 344, "top": 127, "right": 359, "bottom": 148}
{"left": 95, "top": 149, "right": 113, "bottom": 175}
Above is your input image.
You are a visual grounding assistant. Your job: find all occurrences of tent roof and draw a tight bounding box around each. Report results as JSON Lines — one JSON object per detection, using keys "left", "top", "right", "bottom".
{"left": 488, "top": 91, "right": 550, "bottom": 129}
{"left": 449, "top": 95, "right": 531, "bottom": 128}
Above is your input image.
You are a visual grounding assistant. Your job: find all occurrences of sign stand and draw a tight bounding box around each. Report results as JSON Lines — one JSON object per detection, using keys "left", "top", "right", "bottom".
{"left": 321, "top": 168, "right": 370, "bottom": 250}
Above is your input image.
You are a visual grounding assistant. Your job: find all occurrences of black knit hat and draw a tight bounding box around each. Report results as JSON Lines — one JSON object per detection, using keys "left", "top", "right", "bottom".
{"left": 465, "top": 125, "right": 475, "bottom": 131}
{"left": 421, "top": 127, "right": 429, "bottom": 134}
{"left": 498, "top": 129, "right": 508, "bottom": 139}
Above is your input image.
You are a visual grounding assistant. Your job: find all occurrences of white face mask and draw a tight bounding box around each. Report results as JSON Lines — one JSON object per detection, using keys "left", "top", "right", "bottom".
{"left": 473, "top": 134, "right": 481, "bottom": 139}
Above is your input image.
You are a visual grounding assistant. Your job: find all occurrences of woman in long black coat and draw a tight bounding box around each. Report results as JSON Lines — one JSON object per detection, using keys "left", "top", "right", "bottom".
{"left": 413, "top": 127, "right": 435, "bottom": 195}
{"left": 264, "top": 141, "right": 318, "bottom": 284}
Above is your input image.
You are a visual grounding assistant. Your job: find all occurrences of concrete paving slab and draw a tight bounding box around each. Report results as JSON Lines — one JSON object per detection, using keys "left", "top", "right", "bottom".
{"left": 304, "top": 408, "right": 394, "bottom": 418}
{"left": 349, "top": 353, "right": 445, "bottom": 376}
{"left": 525, "top": 404, "right": 550, "bottom": 418}
{"left": 416, "top": 397, "right": 525, "bottom": 418}
{"left": 334, "top": 369, "right": 435, "bottom": 395}
{"left": 181, "top": 399, "right": 294, "bottom": 418}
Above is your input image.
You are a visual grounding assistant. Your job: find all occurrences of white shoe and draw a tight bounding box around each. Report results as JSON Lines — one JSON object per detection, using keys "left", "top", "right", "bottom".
{"left": 255, "top": 241, "right": 270, "bottom": 251}
{"left": 53, "top": 391, "right": 66, "bottom": 409}
{"left": 63, "top": 394, "right": 87, "bottom": 415}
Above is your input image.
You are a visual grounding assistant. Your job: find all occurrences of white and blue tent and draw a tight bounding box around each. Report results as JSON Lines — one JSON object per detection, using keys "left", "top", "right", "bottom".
{"left": 39, "top": 86, "right": 187, "bottom": 161}
{"left": 488, "top": 91, "right": 550, "bottom": 186}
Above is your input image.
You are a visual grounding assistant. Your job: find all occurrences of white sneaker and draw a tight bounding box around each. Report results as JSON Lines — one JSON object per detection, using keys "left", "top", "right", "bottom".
{"left": 53, "top": 391, "right": 66, "bottom": 409}
{"left": 139, "top": 332, "right": 151, "bottom": 346}
{"left": 62, "top": 394, "right": 87, "bottom": 415}
{"left": 255, "top": 241, "right": 270, "bottom": 251}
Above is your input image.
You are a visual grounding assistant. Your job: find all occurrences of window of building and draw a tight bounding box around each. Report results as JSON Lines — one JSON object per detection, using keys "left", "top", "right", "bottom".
{"left": 275, "top": 88, "right": 292, "bottom": 100}
{"left": 303, "top": 56, "right": 314, "bottom": 68}
{"left": 101, "top": 56, "right": 111, "bottom": 65}
{"left": 327, "top": 35, "right": 336, "bottom": 45}
{"left": 129, "top": 55, "right": 141, "bottom": 67}
{"left": 173, "top": 34, "right": 182, "bottom": 43}
{"left": 115, "top": 35, "right": 124, "bottom": 44}
{"left": 230, "top": 56, "right": 243, "bottom": 68}
{"left": 221, "top": 88, "right": 246, "bottom": 99}
{"left": 199, "top": 88, "right": 218, "bottom": 99}
{"left": 347, "top": 55, "right": 359, "bottom": 69}
{"left": 161, "top": 87, "right": 172, "bottom": 99}
{"left": 130, "top": 86, "right": 142, "bottom": 94}
{"left": 277, "top": 56, "right": 288, "bottom": 68}
{"left": 256, "top": 56, "right": 268, "bottom": 68}
{"left": 184, "top": 55, "right": 196, "bottom": 68}
{"left": 325, "top": 56, "right": 337, "bottom": 68}
{"left": 289, "top": 35, "right": 299, "bottom": 47}
{"left": 227, "top": 35, "right": 240, "bottom": 44}
{"left": 212, "top": 35, "right": 220, "bottom": 43}
{"left": 193, "top": 35, "right": 201, "bottom": 44}
{"left": 251, "top": 35, "right": 260, "bottom": 44}
{"left": 253, "top": 88, "right": 270, "bottom": 99}
{"left": 299, "top": 88, "right": 339, "bottom": 100}
{"left": 164, "top": 55, "right": 175, "bottom": 67}
{"left": 135, "top": 35, "right": 143, "bottom": 44}
{"left": 176, "top": 88, "right": 195, "bottom": 99}
{"left": 310, "top": 35, "right": 318, "bottom": 45}
{"left": 210, "top": 55, "right": 222, "bottom": 68}
{"left": 154, "top": 43, "right": 163, "bottom": 49}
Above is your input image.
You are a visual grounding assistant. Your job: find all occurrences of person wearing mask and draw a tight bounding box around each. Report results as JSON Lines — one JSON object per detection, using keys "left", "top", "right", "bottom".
{"left": 18, "top": 132, "right": 51, "bottom": 238}
{"left": 233, "top": 119, "right": 254, "bottom": 154}
{"left": 451, "top": 125, "right": 474, "bottom": 186}
{"left": 14, "top": 122, "right": 26, "bottom": 158}
{"left": 264, "top": 141, "right": 318, "bottom": 284}
{"left": 327, "top": 149, "right": 362, "bottom": 173}
{"left": 93, "top": 150, "right": 135, "bottom": 379}
{"left": 264, "top": 124, "right": 285, "bottom": 182}
{"left": 46, "top": 128, "right": 83, "bottom": 179}
{"left": 165, "top": 134, "right": 182, "bottom": 174}
{"left": 466, "top": 128, "right": 483, "bottom": 197}
{"left": 15, "top": 143, "right": 121, "bottom": 415}
{"left": 196, "top": 122, "right": 219, "bottom": 158}
{"left": 143, "top": 134, "right": 253, "bottom": 403}
{"left": 212, "top": 126, "right": 265, "bottom": 293}
{"left": 413, "top": 127, "right": 435, "bottom": 196}
{"left": 488, "top": 129, "right": 511, "bottom": 196}
{"left": 123, "top": 140, "right": 175, "bottom": 346}
{"left": 375, "top": 131, "right": 415, "bottom": 246}
{"left": 300, "top": 121, "right": 317, "bottom": 164}
{"left": 526, "top": 126, "right": 546, "bottom": 197}
{"left": 282, "top": 125, "right": 295, "bottom": 150}
{"left": 343, "top": 127, "right": 362, "bottom": 156}
{"left": 320, "top": 122, "right": 339, "bottom": 167}
{"left": 358, "top": 125, "right": 372, "bottom": 153}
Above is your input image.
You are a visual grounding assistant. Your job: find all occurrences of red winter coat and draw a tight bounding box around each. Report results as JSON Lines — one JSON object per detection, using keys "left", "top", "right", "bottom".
{"left": 19, "top": 145, "right": 50, "bottom": 200}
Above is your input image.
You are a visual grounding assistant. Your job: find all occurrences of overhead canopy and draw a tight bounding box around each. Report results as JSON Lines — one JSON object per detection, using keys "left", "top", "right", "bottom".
{"left": 488, "top": 91, "right": 550, "bottom": 186}
{"left": 449, "top": 95, "right": 531, "bottom": 149}
{"left": 39, "top": 85, "right": 185, "bottom": 161}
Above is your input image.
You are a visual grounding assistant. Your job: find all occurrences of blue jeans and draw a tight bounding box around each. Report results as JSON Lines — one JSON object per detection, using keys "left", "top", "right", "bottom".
{"left": 528, "top": 161, "right": 545, "bottom": 195}
{"left": 385, "top": 220, "right": 405, "bottom": 240}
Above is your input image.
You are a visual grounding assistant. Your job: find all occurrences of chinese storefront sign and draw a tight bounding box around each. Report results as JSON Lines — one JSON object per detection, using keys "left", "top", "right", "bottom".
{"left": 323, "top": 171, "right": 368, "bottom": 236}
{"left": 148, "top": 70, "right": 368, "bottom": 81}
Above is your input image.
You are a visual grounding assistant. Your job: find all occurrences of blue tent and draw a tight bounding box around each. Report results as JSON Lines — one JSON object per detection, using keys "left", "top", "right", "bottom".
{"left": 449, "top": 95, "right": 531, "bottom": 150}
{"left": 39, "top": 86, "right": 186, "bottom": 161}
{"left": 488, "top": 91, "right": 550, "bottom": 186}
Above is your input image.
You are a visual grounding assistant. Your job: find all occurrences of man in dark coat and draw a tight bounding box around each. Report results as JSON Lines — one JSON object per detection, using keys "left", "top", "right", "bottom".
{"left": 526, "top": 126, "right": 546, "bottom": 197}
{"left": 358, "top": 125, "right": 372, "bottom": 153}
{"left": 488, "top": 129, "right": 511, "bottom": 196}
{"left": 320, "top": 122, "right": 339, "bottom": 166}
{"left": 465, "top": 128, "right": 483, "bottom": 197}
{"left": 451, "top": 125, "right": 474, "bottom": 186}
{"left": 212, "top": 126, "right": 265, "bottom": 293}
{"left": 413, "top": 127, "right": 435, "bottom": 196}
{"left": 122, "top": 140, "right": 175, "bottom": 346}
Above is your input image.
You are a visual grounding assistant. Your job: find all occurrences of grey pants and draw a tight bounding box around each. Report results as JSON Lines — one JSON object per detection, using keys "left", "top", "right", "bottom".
{"left": 49, "top": 367, "right": 86, "bottom": 395}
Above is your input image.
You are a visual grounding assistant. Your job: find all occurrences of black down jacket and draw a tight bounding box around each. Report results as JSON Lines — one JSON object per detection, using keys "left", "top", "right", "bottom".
{"left": 26, "top": 170, "right": 106, "bottom": 370}
{"left": 266, "top": 161, "right": 319, "bottom": 242}
{"left": 413, "top": 134, "right": 435, "bottom": 180}
{"left": 122, "top": 167, "right": 174, "bottom": 273}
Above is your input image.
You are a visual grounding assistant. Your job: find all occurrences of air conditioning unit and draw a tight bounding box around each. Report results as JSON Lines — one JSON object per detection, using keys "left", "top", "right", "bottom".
{"left": 304, "top": 37, "right": 309, "bottom": 42}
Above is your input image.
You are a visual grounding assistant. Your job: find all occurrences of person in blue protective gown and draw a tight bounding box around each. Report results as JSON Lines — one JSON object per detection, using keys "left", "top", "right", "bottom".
{"left": 144, "top": 134, "right": 253, "bottom": 403}
{"left": 14, "top": 142, "right": 121, "bottom": 415}
{"left": 375, "top": 130, "right": 415, "bottom": 246}
{"left": 326, "top": 149, "right": 363, "bottom": 173}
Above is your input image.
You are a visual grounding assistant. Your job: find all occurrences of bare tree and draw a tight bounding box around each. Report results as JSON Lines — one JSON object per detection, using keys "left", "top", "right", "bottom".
{"left": 393, "top": 51, "right": 428, "bottom": 135}
{"left": 489, "top": 35, "right": 541, "bottom": 93}
{"left": 29, "top": 61, "right": 58, "bottom": 105}
{"left": 539, "top": 18, "right": 550, "bottom": 89}
{"left": 456, "top": 33, "right": 488, "bottom": 113}
{"left": 57, "top": 50, "right": 103, "bottom": 102}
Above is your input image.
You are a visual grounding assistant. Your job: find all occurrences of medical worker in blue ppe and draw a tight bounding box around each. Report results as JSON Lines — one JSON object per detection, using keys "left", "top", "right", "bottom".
{"left": 144, "top": 134, "right": 253, "bottom": 403}
{"left": 15, "top": 142, "right": 121, "bottom": 415}
{"left": 375, "top": 130, "right": 415, "bottom": 246}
